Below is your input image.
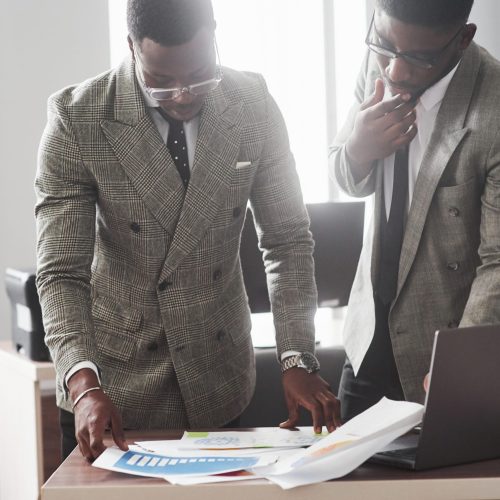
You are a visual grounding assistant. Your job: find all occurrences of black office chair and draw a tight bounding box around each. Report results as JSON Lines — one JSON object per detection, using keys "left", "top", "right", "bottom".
{"left": 240, "top": 201, "right": 365, "bottom": 311}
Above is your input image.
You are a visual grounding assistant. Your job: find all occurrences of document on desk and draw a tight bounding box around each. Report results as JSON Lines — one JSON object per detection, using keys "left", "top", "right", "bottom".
{"left": 177, "top": 427, "right": 326, "bottom": 449}
{"left": 92, "top": 445, "right": 277, "bottom": 478}
{"left": 93, "top": 399, "right": 423, "bottom": 488}
{"left": 260, "top": 398, "right": 424, "bottom": 489}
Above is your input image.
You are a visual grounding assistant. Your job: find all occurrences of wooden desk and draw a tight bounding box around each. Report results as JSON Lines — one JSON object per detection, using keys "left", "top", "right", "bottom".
{"left": 42, "top": 430, "right": 500, "bottom": 500}
{"left": 0, "top": 311, "right": 342, "bottom": 500}
{"left": 0, "top": 341, "right": 58, "bottom": 500}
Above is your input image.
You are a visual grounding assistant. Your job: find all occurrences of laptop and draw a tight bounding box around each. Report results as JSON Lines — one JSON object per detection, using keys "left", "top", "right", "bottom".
{"left": 370, "top": 324, "right": 500, "bottom": 470}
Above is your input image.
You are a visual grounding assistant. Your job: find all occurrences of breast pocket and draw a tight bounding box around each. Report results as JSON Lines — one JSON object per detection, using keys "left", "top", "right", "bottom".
{"left": 430, "top": 176, "right": 481, "bottom": 261}
{"left": 92, "top": 295, "right": 143, "bottom": 363}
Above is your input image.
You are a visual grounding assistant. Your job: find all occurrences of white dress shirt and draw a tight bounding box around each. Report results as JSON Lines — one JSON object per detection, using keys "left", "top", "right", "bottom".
{"left": 382, "top": 63, "right": 459, "bottom": 219}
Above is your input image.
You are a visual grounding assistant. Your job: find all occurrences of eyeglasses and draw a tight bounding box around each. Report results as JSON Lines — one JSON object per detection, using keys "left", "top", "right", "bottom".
{"left": 133, "top": 41, "right": 223, "bottom": 101}
{"left": 365, "top": 14, "right": 465, "bottom": 69}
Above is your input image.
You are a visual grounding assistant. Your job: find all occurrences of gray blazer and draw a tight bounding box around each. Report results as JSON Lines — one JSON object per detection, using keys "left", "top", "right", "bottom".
{"left": 330, "top": 42, "right": 500, "bottom": 403}
{"left": 35, "top": 59, "right": 317, "bottom": 429}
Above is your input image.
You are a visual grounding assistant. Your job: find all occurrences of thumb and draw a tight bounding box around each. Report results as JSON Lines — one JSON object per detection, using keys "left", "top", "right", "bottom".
{"left": 360, "top": 78, "right": 385, "bottom": 111}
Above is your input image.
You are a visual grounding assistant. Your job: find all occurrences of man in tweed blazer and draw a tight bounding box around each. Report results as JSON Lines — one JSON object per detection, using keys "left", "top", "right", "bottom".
{"left": 35, "top": 0, "right": 339, "bottom": 460}
{"left": 330, "top": 0, "right": 500, "bottom": 421}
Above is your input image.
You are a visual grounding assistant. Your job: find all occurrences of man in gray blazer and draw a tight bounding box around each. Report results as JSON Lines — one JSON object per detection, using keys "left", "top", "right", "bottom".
{"left": 330, "top": 0, "right": 500, "bottom": 421}
{"left": 35, "top": 0, "right": 339, "bottom": 461}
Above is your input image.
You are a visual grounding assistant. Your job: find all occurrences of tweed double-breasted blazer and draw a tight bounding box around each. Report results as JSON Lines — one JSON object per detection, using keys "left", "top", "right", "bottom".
{"left": 330, "top": 42, "right": 500, "bottom": 404}
{"left": 35, "top": 58, "right": 317, "bottom": 429}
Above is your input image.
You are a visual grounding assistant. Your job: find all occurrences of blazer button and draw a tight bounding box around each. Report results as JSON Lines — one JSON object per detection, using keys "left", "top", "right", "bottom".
{"left": 130, "top": 222, "right": 141, "bottom": 233}
{"left": 147, "top": 341, "right": 158, "bottom": 352}
{"left": 448, "top": 321, "right": 459, "bottom": 329}
{"left": 447, "top": 262, "right": 460, "bottom": 271}
{"left": 216, "top": 330, "right": 226, "bottom": 341}
{"left": 158, "top": 280, "right": 172, "bottom": 291}
{"left": 448, "top": 207, "right": 460, "bottom": 217}
{"left": 213, "top": 269, "right": 222, "bottom": 281}
{"left": 232, "top": 207, "right": 242, "bottom": 218}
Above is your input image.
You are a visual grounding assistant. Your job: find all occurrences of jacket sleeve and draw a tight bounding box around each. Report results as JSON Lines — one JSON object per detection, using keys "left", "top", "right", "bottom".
{"left": 460, "top": 129, "right": 500, "bottom": 326}
{"left": 249, "top": 77, "right": 317, "bottom": 358}
{"left": 328, "top": 51, "right": 378, "bottom": 198}
{"left": 35, "top": 93, "right": 99, "bottom": 392}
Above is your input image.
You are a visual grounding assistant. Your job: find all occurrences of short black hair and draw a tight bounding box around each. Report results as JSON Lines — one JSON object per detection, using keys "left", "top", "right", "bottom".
{"left": 127, "top": 0, "right": 215, "bottom": 46}
{"left": 376, "top": 0, "right": 474, "bottom": 27}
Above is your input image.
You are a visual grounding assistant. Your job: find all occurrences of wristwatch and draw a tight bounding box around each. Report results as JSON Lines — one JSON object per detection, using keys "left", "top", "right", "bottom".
{"left": 281, "top": 352, "right": 320, "bottom": 374}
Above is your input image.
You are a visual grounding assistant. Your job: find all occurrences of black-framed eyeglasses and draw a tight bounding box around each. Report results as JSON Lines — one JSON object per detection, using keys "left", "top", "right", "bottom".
{"left": 134, "top": 40, "right": 223, "bottom": 101}
{"left": 365, "top": 14, "right": 465, "bottom": 69}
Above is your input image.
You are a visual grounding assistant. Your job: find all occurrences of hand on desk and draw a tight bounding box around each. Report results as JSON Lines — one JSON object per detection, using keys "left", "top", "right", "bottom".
{"left": 68, "top": 368, "right": 128, "bottom": 461}
{"left": 279, "top": 368, "right": 341, "bottom": 434}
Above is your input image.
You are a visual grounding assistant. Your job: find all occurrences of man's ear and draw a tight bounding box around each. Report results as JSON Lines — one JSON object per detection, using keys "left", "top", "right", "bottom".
{"left": 460, "top": 23, "right": 477, "bottom": 51}
{"left": 127, "top": 35, "right": 135, "bottom": 59}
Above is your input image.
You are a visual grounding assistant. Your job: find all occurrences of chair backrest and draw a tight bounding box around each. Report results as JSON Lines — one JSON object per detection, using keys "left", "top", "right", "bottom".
{"left": 240, "top": 201, "right": 365, "bottom": 312}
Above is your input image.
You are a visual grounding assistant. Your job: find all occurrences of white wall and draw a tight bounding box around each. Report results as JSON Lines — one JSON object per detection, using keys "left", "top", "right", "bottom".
{"left": 0, "top": 1, "right": 110, "bottom": 341}
{"left": 470, "top": 0, "right": 500, "bottom": 59}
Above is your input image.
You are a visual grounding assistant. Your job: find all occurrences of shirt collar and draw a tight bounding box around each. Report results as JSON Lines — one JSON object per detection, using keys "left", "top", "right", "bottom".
{"left": 418, "top": 60, "right": 460, "bottom": 111}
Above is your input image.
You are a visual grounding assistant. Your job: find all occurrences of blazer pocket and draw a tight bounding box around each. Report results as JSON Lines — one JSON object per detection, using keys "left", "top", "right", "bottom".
{"left": 92, "top": 295, "right": 143, "bottom": 363}
{"left": 433, "top": 176, "right": 479, "bottom": 214}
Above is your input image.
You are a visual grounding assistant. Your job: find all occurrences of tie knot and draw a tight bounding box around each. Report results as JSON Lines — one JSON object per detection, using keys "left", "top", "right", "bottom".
{"left": 156, "top": 107, "right": 183, "bottom": 130}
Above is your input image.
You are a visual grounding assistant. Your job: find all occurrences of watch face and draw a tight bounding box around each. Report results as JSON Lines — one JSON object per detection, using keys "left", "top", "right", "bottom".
{"left": 298, "top": 352, "right": 320, "bottom": 373}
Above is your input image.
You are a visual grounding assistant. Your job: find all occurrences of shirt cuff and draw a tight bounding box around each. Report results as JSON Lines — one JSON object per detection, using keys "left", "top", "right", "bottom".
{"left": 65, "top": 361, "right": 101, "bottom": 389}
{"left": 280, "top": 350, "right": 301, "bottom": 361}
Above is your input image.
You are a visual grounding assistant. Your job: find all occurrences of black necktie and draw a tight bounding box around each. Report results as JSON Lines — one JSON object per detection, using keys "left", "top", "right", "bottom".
{"left": 157, "top": 108, "right": 190, "bottom": 188}
{"left": 377, "top": 146, "right": 409, "bottom": 305}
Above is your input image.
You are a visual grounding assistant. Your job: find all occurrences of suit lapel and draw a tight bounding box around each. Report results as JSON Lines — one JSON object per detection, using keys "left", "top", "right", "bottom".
{"left": 162, "top": 85, "right": 244, "bottom": 275}
{"left": 396, "top": 43, "right": 481, "bottom": 298}
{"left": 100, "top": 59, "right": 185, "bottom": 236}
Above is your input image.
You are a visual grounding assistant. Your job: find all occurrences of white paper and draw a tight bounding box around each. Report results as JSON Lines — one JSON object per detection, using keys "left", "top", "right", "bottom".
{"left": 178, "top": 428, "right": 325, "bottom": 449}
{"left": 94, "top": 398, "right": 423, "bottom": 489}
{"left": 165, "top": 471, "right": 261, "bottom": 485}
{"left": 92, "top": 445, "right": 277, "bottom": 478}
{"left": 164, "top": 450, "right": 299, "bottom": 485}
{"left": 260, "top": 398, "right": 424, "bottom": 488}
{"left": 135, "top": 441, "right": 291, "bottom": 457}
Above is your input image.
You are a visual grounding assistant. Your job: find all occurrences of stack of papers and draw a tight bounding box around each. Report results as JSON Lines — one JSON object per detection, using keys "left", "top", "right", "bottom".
{"left": 93, "top": 397, "right": 424, "bottom": 489}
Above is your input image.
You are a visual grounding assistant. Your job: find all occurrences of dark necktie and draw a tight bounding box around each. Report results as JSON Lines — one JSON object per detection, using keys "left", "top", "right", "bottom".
{"left": 377, "top": 146, "right": 409, "bottom": 305}
{"left": 156, "top": 108, "right": 190, "bottom": 188}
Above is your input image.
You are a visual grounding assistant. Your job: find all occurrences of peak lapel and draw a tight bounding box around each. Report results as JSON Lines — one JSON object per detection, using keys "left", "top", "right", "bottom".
{"left": 100, "top": 58, "right": 185, "bottom": 235}
{"left": 396, "top": 43, "right": 481, "bottom": 298}
{"left": 162, "top": 87, "right": 244, "bottom": 275}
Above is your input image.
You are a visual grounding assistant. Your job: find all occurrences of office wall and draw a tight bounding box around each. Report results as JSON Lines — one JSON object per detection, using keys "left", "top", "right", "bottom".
{"left": 0, "top": 1, "right": 110, "bottom": 341}
{"left": 470, "top": 0, "right": 500, "bottom": 59}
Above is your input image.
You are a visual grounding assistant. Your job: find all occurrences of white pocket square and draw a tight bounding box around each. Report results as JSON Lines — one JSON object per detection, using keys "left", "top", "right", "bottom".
{"left": 235, "top": 161, "right": 252, "bottom": 169}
